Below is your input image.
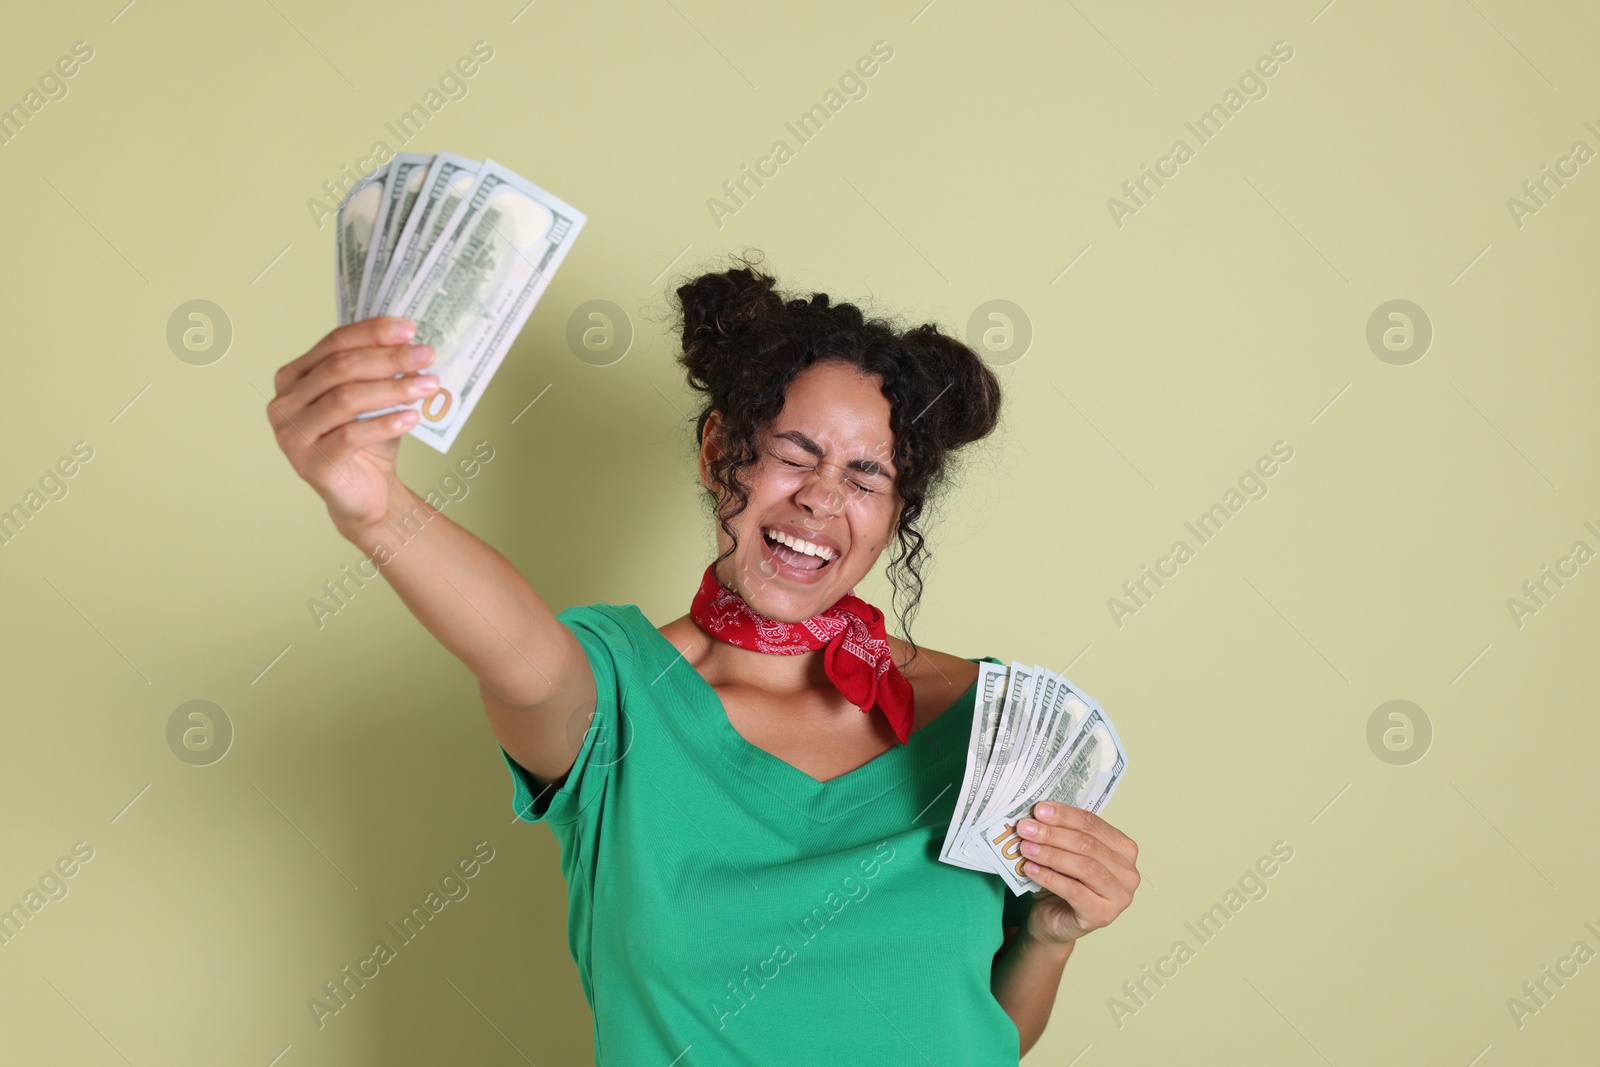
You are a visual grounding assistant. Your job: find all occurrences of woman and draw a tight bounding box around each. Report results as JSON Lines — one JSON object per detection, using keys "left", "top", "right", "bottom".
{"left": 267, "top": 257, "right": 1140, "bottom": 1063}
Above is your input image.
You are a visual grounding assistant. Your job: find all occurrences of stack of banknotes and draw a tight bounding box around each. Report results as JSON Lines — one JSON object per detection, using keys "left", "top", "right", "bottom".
{"left": 941, "top": 661, "right": 1129, "bottom": 895}
{"left": 334, "top": 151, "right": 586, "bottom": 453}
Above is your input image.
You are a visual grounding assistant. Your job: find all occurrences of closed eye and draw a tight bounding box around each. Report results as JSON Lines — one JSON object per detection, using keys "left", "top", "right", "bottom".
{"left": 777, "top": 456, "right": 878, "bottom": 495}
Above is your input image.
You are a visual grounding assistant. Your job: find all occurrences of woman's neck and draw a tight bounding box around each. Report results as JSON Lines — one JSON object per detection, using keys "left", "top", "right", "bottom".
{"left": 663, "top": 613, "right": 831, "bottom": 696}
{"left": 659, "top": 612, "right": 921, "bottom": 696}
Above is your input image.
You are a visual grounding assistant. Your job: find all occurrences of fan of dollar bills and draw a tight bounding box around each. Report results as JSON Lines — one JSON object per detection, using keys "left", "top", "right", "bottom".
{"left": 941, "top": 661, "right": 1129, "bottom": 896}
{"left": 333, "top": 151, "right": 587, "bottom": 453}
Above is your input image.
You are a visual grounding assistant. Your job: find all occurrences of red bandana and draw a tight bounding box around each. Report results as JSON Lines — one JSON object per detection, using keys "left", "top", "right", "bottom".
{"left": 688, "top": 562, "right": 917, "bottom": 744}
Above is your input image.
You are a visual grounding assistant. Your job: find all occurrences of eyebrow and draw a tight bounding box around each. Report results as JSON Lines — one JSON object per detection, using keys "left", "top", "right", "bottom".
{"left": 771, "top": 430, "right": 895, "bottom": 478}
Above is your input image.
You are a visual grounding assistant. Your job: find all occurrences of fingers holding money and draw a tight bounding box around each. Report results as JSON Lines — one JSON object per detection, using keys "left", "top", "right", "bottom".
{"left": 1024, "top": 809, "right": 1139, "bottom": 895}
{"left": 1023, "top": 802, "right": 1139, "bottom": 868}
{"left": 312, "top": 407, "right": 422, "bottom": 469}
{"left": 274, "top": 344, "right": 438, "bottom": 439}
{"left": 1019, "top": 852, "right": 1113, "bottom": 909}
{"left": 273, "top": 316, "right": 417, "bottom": 394}
{"left": 1017, "top": 842, "right": 1117, "bottom": 899}
{"left": 1017, "top": 804, "right": 1140, "bottom": 940}
{"left": 301, "top": 368, "right": 438, "bottom": 441}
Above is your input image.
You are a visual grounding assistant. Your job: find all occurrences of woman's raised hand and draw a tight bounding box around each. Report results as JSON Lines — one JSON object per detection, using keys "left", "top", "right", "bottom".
{"left": 266, "top": 316, "right": 442, "bottom": 531}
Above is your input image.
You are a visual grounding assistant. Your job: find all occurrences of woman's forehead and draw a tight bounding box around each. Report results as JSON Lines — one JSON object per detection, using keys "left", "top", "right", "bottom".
{"left": 776, "top": 361, "right": 893, "bottom": 433}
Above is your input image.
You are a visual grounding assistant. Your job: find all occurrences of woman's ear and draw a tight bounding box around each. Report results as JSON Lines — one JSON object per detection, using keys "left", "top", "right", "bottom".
{"left": 698, "top": 410, "right": 723, "bottom": 492}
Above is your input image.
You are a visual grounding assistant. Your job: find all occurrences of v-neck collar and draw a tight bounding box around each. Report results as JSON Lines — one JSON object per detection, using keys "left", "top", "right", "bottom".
{"left": 623, "top": 604, "right": 993, "bottom": 824}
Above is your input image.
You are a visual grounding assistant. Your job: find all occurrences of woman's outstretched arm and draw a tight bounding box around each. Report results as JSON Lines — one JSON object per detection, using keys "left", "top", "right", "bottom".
{"left": 267, "top": 315, "right": 594, "bottom": 785}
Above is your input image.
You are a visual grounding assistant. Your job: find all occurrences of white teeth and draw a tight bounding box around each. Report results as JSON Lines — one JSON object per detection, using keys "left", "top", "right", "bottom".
{"left": 764, "top": 527, "right": 837, "bottom": 561}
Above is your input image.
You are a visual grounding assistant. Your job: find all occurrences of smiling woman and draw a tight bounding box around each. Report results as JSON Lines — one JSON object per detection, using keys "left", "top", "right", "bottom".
{"left": 670, "top": 257, "right": 1000, "bottom": 659}
{"left": 267, "top": 251, "right": 1132, "bottom": 1065}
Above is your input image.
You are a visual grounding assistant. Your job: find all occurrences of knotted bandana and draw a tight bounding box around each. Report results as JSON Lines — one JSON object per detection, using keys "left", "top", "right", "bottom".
{"left": 688, "top": 562, "right": 917, "bottom": 744}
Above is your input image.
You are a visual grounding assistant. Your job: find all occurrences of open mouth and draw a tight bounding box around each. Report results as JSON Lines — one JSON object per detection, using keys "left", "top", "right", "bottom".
{"left": 761, "top": 526, "right": 839, "bottom": 574}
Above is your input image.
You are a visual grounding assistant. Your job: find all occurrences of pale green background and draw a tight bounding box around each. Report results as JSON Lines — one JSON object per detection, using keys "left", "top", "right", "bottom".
{"left": 2, "top": 0, "right": 1596, "bottom": 1063}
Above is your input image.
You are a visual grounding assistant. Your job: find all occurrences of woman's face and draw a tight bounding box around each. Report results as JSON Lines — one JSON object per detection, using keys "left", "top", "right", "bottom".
{"left": 699, "top": 360, "right": 903, "bottom": 623}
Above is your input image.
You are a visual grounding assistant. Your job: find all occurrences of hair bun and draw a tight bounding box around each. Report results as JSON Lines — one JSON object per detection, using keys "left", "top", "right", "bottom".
{"left": 898, "top": 323, "right": 1003, "bottom": 450}
{"left": 676, "top": 261, "right": 784, "bottom": 388}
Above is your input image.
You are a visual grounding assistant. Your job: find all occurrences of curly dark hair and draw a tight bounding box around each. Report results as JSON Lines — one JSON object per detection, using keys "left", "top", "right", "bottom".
{"left": 670, "top": 251, "right": 1003, "bottom": 661}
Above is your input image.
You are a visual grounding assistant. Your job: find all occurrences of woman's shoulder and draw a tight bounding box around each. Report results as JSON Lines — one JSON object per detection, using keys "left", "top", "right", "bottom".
{"left": 555, "top": 602, "right": 662, "bottom": 669}
{"left": 890, "top": 637, "right": 979, "bottom": 683}
{"left": 889, "top": 638, "right": 983, "bottom": 729}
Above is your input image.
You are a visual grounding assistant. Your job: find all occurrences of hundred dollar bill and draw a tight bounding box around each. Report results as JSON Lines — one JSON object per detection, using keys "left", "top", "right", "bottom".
{"left": 1009, "top": 671, "right": 1096, "bottom": 804}
{"left": 955, "top": 662, "right": 1043, "bottom": 870}
{"left": 356, "top": 152, "right": 433, "bottom": 321}
{"left": 335, "top": 163, "right": 388, "bottom": 325}
{"left": 958, "top": 676, "right": 1099, "bottom": 874}
{"left": 986, "top": 663, "right": 1054, "bottom": 819}
{"left": 370, "top": 151, "right": 482, "bottom": 317}
{"left": 989, "top": 670, "right": 1080, "bottom": 828}
{"left": 939, "top": 661, "right": 1011, "bottom": 872}
{"left": 358, "top": 158, "right": 587, "bottom": 452}
{"left": 964, "top": 663, "right": 1039, "bottom": 830}
{"left": 976, "top": 707, "right": 1129, "bottom": 895}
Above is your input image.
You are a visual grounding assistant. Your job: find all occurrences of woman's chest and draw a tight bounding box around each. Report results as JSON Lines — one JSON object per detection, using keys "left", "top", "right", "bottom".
{"left": 716, "top": 686, "right": 898, "bottom": 782}
{"left": 708, "top": 655, "right": 981, "bottom": 782}
{"left": 589, "top": 717, "right": 999, "bottom": 954}
{"left": 590, "top": 800, "right": 1006, "bottom": 993}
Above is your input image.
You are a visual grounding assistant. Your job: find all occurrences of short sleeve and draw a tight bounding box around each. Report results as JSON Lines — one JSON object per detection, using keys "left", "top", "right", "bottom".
{"left": 500, "top": 603, "right": 636, "bottom": 826}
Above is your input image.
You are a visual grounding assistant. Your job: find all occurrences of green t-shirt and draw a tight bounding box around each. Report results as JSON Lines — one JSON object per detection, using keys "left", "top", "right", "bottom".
{"left": 501, "top": 602, "right": 1034, "bottom": 1065}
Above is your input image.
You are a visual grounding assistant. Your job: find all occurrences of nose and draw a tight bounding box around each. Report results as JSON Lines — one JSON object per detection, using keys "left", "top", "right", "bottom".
{"left": 793, "top": 460, "right": 853, "bottom": 518}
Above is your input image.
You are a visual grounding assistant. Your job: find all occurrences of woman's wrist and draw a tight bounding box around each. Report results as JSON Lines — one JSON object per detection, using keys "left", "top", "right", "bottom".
{"left": 1017, "top": 923, "right": 1078, "bottom": 964}
{"left": 331, "top": 478, "right": 417, "bottom": 548}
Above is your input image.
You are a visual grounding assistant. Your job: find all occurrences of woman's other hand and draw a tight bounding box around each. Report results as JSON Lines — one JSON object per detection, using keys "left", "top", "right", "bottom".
{"left": 1014, "top": 803, "right": 1140, "bottom": 946}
